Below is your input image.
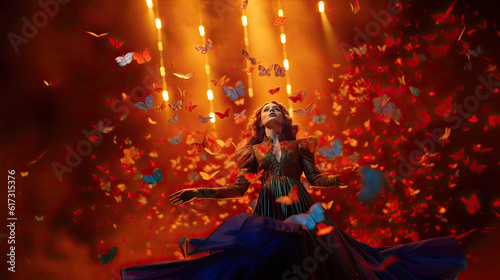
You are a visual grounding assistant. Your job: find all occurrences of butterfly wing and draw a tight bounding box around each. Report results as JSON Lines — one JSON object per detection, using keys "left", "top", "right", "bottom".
{"left": 332, "top": 139, "right": 343, "bottom": 155}
{"left": 142, "top": 48, "right": 151, "bottom": 62}
{"left": 107, "top": 247, "right": 118, "bottom": 261}
{"left": 318, "top": 147, "right": 335, "bottom": 159}
{"left": 223, "top": 86, "right": 238, "bottom": 101}
{"left": 195, "top": 46, "right": 207, "bottom": 54}
{"left": 152, "top": 168, "right": 163, "bottom": 183}
{"left": 168, "top": 114, "right": 179, "bottom": 124}
{"left": 273, "top": 64, "right": 285, "bottom": 77}
{"left": 308, "top": 202, "right": 325, "bottom": 223}
{"left": 275, "top": 196, "right": 294, "bottom": 206}
{"left": 141, "top": 175, "right": 156, "bottom": 184}
{"left": 145, "top": 95, "right": 154, "bottom": 109}
{"left": 235, "top": 81, "right": 245, "bottom": 96}
{"left": 134, "top": 102, "right": 148, "bottom": 112}
{"left": 96, "top": 254, "right": 110, "bottom": 265}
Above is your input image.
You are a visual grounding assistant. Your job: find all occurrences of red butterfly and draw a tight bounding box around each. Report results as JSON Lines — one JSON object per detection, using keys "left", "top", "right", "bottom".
{"left": 431, "top": 0, "right": 456, "bottom": 24}
{"left": 191, "top": 137, "right": 209, "bottom": 153}
{"left": 472, "top": 144, "right": 493, "bottom": 152}
{"left": 470, "top": 160, "right": 487, "bottom": 173}
{"left": 228, "top": 66, "right": 235, "bottom": 71}
{"left": 268, "top": 87, "right": 280, "bottom": 95}
{"left": 96, "top": 162, "right": 109, "bottom": 174}
{"left": 152, "top": 83, "right": 163, "bottom": 93}
{"left": 256, "top": 144, "right": 271, "bottom": 153}
{"left": 288, "top": 90, "right": 304, "bottom": 103}
{"left": 108, "top": 37, "right": 124, "bottom": 48}
{"left": 149, "top": 159, "right": 161, "bottom": 168}
{"left": 215, "top": 107, "right": 230, "bottom": 119}
{"left": 449, "top": 148, "right": 465, "bottom": 161}
{"left": 185, "top": 101, "right": 197, "bottom": 112}
{"left": 460, "top": 193, "right": 483, "bottom": 214}
{"left": 105, "top": 97, "right": 115, "bottom": 106}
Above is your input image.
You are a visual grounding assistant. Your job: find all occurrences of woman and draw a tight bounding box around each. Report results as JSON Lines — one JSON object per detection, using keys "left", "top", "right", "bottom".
{"left": 121, "top": 101, "right": 467, "bottom": 280}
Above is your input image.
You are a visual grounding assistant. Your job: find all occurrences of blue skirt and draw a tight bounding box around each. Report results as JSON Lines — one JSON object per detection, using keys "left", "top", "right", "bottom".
{"left": 121, "top": 213, "right": 467, "bottom": 280}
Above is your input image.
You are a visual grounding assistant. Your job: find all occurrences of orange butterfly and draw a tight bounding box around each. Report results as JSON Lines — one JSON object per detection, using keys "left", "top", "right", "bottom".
{"left": 438, "top": 127, "right": 452, "bottom": 141}
{"left": 86, "top": 31, "right": 108, "bottom": 37}
{"left": 132, "top": 48, "right": 151, "bottom": 64}
{"left": 275, "top": 184, "right": 300, "bottom": 206}
{"left": 274, "top": 16, "right": 288, "bottom": 25}
{"left": 211, "top": 75, "right": 230, "bottom": 87}
{"left": 43, "top": 79, "right": 59, "bottom": 86}
{"left": 244, "top": 170, "right": 264, "bottom": 183}
{"left": 242, "top": 66, "right": 255, "bottom": 74}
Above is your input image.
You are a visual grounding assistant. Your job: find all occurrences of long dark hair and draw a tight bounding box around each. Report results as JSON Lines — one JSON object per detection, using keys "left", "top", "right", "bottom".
{"left": 242, "top": 101, "right": 299, "bottom": 145}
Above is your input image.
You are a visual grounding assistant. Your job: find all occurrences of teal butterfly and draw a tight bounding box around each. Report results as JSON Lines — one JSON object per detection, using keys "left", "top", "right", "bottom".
{"left": 141, "top": 168, "right": 163, "bottom": 185}
{"left": 96, "top": 247, "right": 117, "bottom": 265}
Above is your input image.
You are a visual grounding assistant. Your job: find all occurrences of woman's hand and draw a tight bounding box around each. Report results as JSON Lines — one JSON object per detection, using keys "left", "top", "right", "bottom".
{"left": 169, "top": 189, "right": 198, "bottom": 205}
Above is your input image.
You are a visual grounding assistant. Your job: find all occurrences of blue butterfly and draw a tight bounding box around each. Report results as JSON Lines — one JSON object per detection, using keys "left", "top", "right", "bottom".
{"left": 141, "top": 168, "right": 163, "bottom": 185}
{"left": 168, "top": 132, "right": 182, "bottom": 144}
{"left": 318, "top": 139, "right": 342, "bottom": 159}
{"left": 311, "top": 115, "right": 326, "bottom": 123}
{"left": 168, "top": 114, "right": 179, "bottom": 124}
{"left": 223, "top": 81, "right": 245, "bottom": 101}
{"left": 286, "top": 202, "right": 325, "bottom": 230}
{"left": 470, "top": 45, "right": 482, "bottom": 57}
{"left": 134, "top": 95, "right": 154, "bottom": 112}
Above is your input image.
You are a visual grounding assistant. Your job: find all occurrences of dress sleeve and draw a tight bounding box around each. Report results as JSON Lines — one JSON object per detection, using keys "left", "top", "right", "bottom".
{"left": 196, "top": 145, "right": 257, "bottom": 199}
{"left": 298, "top": 137, "right": 345, "bottom": 188}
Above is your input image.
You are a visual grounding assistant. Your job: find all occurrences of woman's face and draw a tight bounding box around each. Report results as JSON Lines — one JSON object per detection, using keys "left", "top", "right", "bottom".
{"left": 260, "top": 103, "right": 284, "bottom": 127}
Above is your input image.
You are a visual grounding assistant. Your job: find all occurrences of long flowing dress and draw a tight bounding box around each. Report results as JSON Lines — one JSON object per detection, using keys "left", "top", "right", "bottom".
{"left": 121, "top": 135, "right": 467, "bottom": 280}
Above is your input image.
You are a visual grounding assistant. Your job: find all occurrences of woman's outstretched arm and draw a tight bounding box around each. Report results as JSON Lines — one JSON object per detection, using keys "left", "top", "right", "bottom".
{"left": 170, "top": 145, "right": 256, "bottom": 205}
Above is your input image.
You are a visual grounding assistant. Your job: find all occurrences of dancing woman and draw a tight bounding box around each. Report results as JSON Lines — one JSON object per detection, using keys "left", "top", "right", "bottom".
{"left": 121, "top": 101, "right": 467, "bottom": 280}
